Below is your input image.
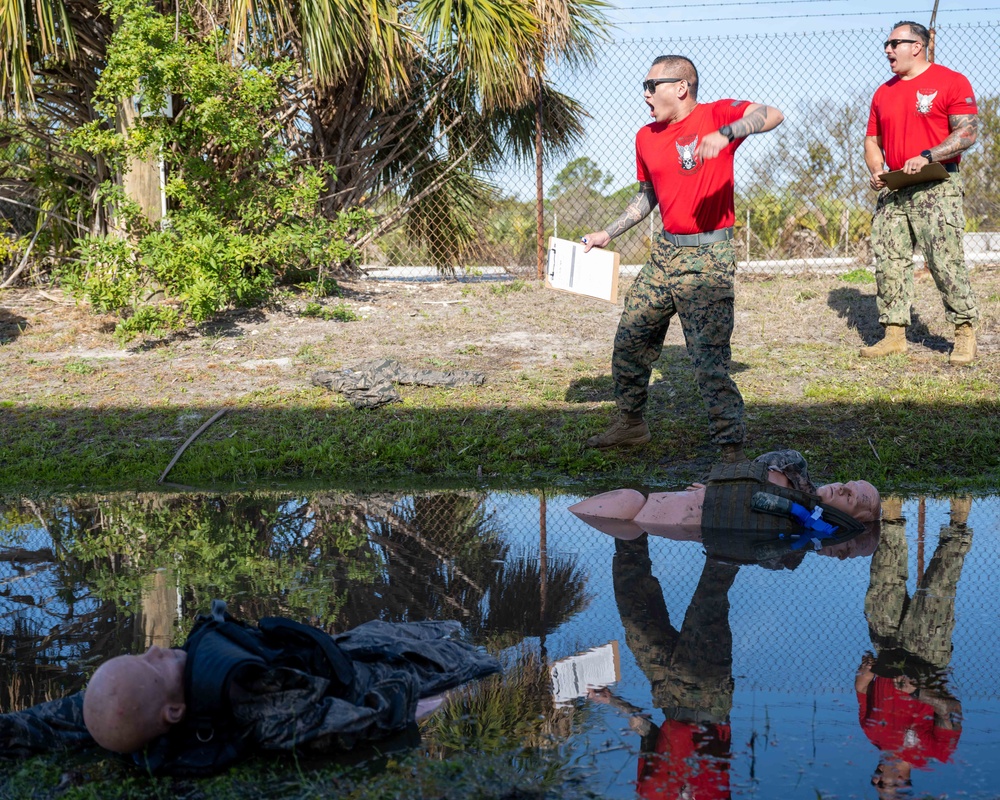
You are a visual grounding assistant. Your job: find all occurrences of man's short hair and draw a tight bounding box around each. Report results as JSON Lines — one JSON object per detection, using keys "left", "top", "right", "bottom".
{"left": 651, "top": 55, "right": 699, "bottom": 100}
{"left": 892, "top": 20, "right": 930, "bottom": 48}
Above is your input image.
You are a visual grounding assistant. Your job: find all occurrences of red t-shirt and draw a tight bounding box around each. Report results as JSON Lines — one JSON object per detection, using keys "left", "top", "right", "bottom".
{"left": 635, "top": 99, "right": 751, "bottom": 235}
{"left": 636, "top": 719, "right": 732, "bottom": 800}
{"left": 866, "top": 63, "right": 977, "bottom": 169}
{"left": 857, "top": 677, "right": 961, "bottom": 768}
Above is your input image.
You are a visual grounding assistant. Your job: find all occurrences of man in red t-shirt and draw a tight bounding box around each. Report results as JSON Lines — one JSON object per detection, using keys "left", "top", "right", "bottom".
{"left": 855, "top": 655, "right": 963, "bottom": 798}
{"left": 581, "top": 55, "right": 783, "bottom": 461}
{"left": 862, "top": 20, "right": 980, "bottom": 365}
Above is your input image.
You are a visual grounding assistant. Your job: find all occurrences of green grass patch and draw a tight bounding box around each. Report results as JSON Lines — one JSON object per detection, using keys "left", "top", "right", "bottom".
{"left": 489, "top": 279, "right": 527, "bottom": 297}
{"left": 839, "top": 268, "right": 876, "bottom": 284}
{"left": 303, "top": 302, "right": 359, "bottom": 322}
{"left": 64, "top": 361, "right": 97, "bottom": 375}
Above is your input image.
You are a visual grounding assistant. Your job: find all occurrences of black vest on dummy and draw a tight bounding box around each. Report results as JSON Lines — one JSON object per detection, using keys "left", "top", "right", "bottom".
{"left": 701, "top": 461, "right": 865, "bottom": 564}
{"left": 136, "top": 601, "right": 357, "bottom": 776}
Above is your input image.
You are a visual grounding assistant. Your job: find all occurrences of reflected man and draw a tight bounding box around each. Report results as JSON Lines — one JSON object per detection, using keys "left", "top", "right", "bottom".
{"left": 590, "top": 535, "right": 738, "bottom": 799}
{"left": 856, "top": 497, "right": 973, "bottom": 796}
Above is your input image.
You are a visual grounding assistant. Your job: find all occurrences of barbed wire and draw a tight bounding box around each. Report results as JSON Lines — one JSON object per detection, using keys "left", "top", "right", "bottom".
{"left": 611, "top": 6, "right": 997, "bottom": 23}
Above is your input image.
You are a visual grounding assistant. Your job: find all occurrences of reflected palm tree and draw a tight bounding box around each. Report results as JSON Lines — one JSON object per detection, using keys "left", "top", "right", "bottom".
{"left": 1, "top": 489, "right": 590, "bottom": 709}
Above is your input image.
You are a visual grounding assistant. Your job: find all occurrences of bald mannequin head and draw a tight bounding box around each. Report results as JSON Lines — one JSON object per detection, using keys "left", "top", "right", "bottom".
{"left": 83, "top": 645, "right": 187, "bottom": 753}
{"left": 816, "top": 480, "right": 882, "bottom": 523}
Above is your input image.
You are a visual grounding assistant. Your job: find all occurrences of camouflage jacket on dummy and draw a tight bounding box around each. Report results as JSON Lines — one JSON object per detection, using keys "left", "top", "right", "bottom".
{"left": 0, "top": 601, "right": 500, "bottom": 775}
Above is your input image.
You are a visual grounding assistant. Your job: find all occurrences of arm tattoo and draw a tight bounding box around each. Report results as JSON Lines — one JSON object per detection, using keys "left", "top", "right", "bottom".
{"left": 933, "top": 114, "right": 979, "bottom": 160}
{"left": 729, "top": 106, "right": 768, "bottom": 138}
{"left": 605, "top": 182, "right": 657, "bottom": 239}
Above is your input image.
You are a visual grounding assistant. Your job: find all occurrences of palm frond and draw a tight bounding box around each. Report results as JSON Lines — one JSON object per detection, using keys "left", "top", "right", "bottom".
{"left": 0, "top": 0, "right": 77, "bottom": 116}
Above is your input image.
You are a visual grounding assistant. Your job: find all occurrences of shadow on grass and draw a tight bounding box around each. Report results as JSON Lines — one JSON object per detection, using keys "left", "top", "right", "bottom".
{"left": 0, "top": 308, "right": 28, "bottom": 345}
{"left": 2, "top": 388, "right": 999, "bottom": 494}
{"left": 827, "top": 286, "right": 952, "bottom": 354}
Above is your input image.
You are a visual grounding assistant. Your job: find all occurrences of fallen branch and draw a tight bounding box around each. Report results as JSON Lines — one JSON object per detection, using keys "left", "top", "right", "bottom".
{"left": 157, "top": 409, "right": 228, "bottom": 484}
{"left": 0, "top": 226, "right": 43, "bottom": 289}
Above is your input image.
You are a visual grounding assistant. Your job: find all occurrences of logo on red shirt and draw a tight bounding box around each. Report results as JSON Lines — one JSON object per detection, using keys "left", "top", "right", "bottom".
{"left": 675, "top": 135, "right": 701, "bottom": 173}
{"left": 915, "top": 88, "right": 937, "bottom": 114}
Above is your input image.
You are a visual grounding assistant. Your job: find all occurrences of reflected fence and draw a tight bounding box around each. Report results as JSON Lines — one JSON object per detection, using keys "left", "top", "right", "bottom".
{"left": 362, "top": 22, "right": 1000, "bottom": 279}
{"left": 1, "top": 489, "right": 997, "bottom": 714}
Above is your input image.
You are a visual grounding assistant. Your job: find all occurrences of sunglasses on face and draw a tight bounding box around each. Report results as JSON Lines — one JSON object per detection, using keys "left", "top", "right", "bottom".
{"left": 883, "top": 38, "right": 918, "bottom": 50}
{"left": 643, "top": 78, "right": 683, "bottom": 93}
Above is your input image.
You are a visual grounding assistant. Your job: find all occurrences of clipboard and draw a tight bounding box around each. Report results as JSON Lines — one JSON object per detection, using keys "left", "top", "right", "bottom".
{"left": 545, "top": 236, "right": 620, "bottom": 303}
{"left": 882, "top": 162, "right": 950, "bottom": 190}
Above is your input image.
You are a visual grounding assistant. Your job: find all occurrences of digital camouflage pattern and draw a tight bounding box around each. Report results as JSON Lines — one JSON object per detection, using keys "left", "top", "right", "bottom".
{"left": 752, "top": 448, "right": 816, "bottom": 494}
{"left": 871, "top": 174, "right": 979, "bottom": 327}
{"left": 865, "top": 507, "right": 972, "bottom": 671}
{"left": 612, "top": 232, "right": 744, "bottom": 446}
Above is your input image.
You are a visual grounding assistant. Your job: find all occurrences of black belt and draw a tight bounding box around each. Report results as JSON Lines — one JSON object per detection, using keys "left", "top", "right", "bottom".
{"left": 661, "top": 226, "right": 734, "bottom": 247}
{"left": 943, "top": 162, "right": 960, "bottom": 173}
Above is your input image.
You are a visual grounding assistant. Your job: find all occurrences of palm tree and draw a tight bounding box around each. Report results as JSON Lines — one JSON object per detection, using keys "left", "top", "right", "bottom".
{"left": 0, "top": 0, "right": 77, "bottom": 116}
{"left": 527, "top": 0, "right": 611, "bottom": 277}
{"left": 217, "top": 0, "right": 609, "bottom": 269}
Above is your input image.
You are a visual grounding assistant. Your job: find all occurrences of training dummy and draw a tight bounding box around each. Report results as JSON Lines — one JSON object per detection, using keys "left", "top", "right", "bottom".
{"left": 570, "top": 450, "right": 881, "bottom": 555}
{"left": 0, "top": 600, "right": 500, "bottom": 775}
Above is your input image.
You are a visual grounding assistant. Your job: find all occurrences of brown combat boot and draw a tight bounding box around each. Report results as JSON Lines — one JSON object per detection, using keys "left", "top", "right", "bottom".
{"left": 950, "top": 323, "right": 977, "bottom": 366}
{"left": 881, "top": 496, "right": 903, "bottom": 521}
{"left": 720, "top": 443, "right": 747, "bottom": 463}
{"left": 585, "top": 414, "right": 651, "bottom": 449}
{"left": 950, "top": 496, "right": 972, "bottom": 526}
{"left": 859, "top": 324, "right": 907, "bottom": 358}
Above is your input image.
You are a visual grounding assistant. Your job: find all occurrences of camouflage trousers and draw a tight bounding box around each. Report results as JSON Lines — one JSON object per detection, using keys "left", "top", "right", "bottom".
{"left": 871, "top": 173, "right": 979, "bottom": 327}
{"left": 613, "top": 231, "right": 745, "bottom": 446}
{"left": 613, "top": 537, "right": 737, "bottom": 722}
{"left": 864, "top": 519, "right": 972, "bottom": 670}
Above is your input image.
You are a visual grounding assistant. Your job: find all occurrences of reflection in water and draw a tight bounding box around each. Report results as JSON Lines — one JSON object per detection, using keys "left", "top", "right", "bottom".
{"left": 1, "top": 490, "right": 998, "bottom": 797}
{"left": 597, "top": 534, "right": 737, "bottom": 799}
{"left": 0, "top": 491, "right": 587, "bottom": 714}
{"left": 859, "top": 497, "right": 973, "bottom": 798}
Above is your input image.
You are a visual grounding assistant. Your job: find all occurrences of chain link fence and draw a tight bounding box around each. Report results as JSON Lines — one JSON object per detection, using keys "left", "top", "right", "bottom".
{"left": 363, "top": 21, "right": 1000, "bottom": 279}
{"left": 1, "top": 490, "right": 997, "bottom": 713}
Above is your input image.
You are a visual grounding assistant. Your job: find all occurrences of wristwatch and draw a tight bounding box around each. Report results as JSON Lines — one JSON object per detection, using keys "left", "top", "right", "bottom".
{"left": 719, "top": 125, "right": 735, "bottom": 143}
{"left": 920, "top": 149, "right": 934, "bottom": 162}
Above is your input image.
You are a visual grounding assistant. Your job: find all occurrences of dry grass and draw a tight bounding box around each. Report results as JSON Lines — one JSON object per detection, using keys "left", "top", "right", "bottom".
{"left": 1, "top": 265, "right": 998, "bottom": 491}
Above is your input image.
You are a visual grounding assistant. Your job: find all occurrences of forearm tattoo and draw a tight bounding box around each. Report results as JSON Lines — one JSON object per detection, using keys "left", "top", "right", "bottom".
{"left": 729, "top": 106, "right": 769, "bottom": 138}
{"left": 605, "top": 182, "right": 657, "bottom": 239}
{"left": 931, "top": 114, "right": 979, "bottom": 160}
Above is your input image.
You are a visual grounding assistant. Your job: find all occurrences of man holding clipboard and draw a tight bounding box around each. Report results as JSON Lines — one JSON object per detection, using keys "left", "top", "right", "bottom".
{"left": 581, "top": 54, "right": 783, "bottom": 462}
{"left": 862, "top": 20, "right": 980, "bottom": 365}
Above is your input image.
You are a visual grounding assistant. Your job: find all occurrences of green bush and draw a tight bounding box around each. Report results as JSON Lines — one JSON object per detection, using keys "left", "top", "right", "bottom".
{"left": 61, "top": 0, "right": 373, "bottom": 340}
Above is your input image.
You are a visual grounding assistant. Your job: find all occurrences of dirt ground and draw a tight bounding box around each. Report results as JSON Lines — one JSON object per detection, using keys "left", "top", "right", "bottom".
{"left": 1, "top": 265, "right": 998, "bottom": 412}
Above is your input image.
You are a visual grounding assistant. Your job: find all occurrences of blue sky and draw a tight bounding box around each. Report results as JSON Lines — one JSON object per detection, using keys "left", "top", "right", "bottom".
{"left": 603, "top": 0, "right": 1000, "bottom": 39}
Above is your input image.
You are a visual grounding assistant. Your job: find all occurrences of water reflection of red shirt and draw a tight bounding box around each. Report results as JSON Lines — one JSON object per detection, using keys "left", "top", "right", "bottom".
{"left": 637, "top": 719, "right": 731, "bottom": 800}
{"left": 857, "top": 677, "right": 960, "bottom": 768}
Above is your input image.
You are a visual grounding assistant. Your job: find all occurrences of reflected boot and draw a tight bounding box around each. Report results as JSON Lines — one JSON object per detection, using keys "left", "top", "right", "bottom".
{"left": 950, "top": 324, "right": 977, "bottom": 366}
{"left": 881, "top": 496, "right": 903, "bottom": 522}
{"left": 585, "top": 413, "right": 651, "bottom": 449}
{"left": 720, "top": 443, "right": 747, "bottom": 464}
{"left": 860, "top": 324, "right": 907, "bottom": 358}
{"left": 950, "top": 496, "right": 972, "bottom": 527}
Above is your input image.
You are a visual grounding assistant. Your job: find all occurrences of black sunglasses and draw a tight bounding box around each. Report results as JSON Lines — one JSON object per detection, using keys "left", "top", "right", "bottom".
{"left": 883, "top": 38, "right": 918, "bottom": 50}
{"left": 643, "top": 78, "right": 683, "bottom": 93}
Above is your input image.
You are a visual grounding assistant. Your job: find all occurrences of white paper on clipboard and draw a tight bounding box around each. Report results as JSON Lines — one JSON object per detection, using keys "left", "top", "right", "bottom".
{"left": 545, "top": 236, "right": 620, "bottom": 303}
